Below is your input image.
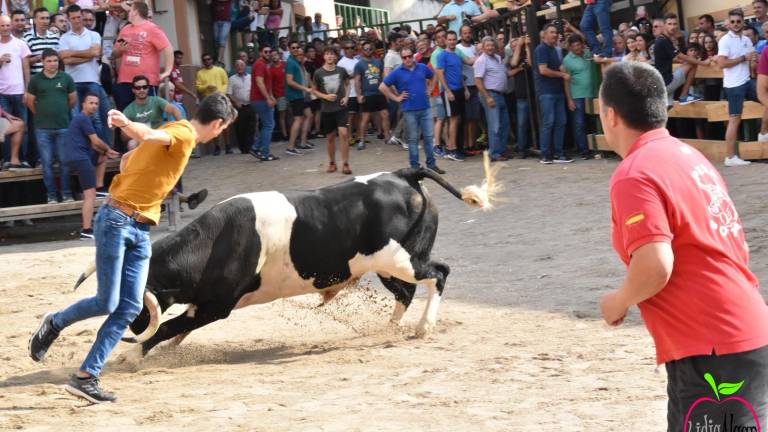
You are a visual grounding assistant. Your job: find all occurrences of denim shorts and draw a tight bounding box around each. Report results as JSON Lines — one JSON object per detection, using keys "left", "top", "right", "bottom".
{"left": 430, "top": 96, "right": 446, "bottom": 119}
{"left": 725, "top": 80, "right": 757, "bottom": 116}
{"left": 213, "top": 21, "right": 232, "bottom": 47}
{"left": 666, "top": 67, "right": 687, "bottom": 106}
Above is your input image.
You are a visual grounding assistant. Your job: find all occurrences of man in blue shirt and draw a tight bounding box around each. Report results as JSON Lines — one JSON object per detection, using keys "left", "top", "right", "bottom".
{"left": 436, "top": 30, "right": 469, "bottom": 162}
{"left": 534, "top": 24, "right": 573, "bottom": 164}
{"left": 437, "top": 0, "right": 498, "bottom": 34}
{"left": 379, "top": 48, "right": 445, "bottom": 174}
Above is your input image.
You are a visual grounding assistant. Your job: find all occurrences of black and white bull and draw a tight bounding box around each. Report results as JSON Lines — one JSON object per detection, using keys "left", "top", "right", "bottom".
{"left": 74, "top": 165, "right": 498, "bottom": 357}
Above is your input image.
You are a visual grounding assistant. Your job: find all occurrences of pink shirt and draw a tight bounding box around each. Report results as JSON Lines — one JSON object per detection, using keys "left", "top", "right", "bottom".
{"left": 610, "top": 128, "right": 768, "bottom": 364}
{"left": 116, "top": 21, "right": 171, "bottom": 85}
{"left": 0, "top": 36, "right": 31, "bottom": 95}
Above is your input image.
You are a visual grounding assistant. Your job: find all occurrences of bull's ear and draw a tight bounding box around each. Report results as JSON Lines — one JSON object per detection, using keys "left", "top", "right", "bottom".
{"left": 128, "top": 306, "right": 150, "bottom": 336}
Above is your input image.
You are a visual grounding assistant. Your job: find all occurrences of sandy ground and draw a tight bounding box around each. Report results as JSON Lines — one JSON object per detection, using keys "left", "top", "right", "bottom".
{"left": 1, "top": 138, "right": 767, "bottom": 431}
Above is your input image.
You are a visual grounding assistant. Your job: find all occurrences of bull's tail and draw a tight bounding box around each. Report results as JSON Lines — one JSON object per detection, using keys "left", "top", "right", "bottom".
{"left": 73, "top": 261, "right": 97, "bottom": 291}
{"left": 407, "top": 151, "right": 501, "bottom": 211}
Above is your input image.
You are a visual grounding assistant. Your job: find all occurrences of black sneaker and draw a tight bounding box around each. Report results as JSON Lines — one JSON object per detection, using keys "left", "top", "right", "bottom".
{"left": 186, "top": 189, "right": 208, "bottom": 210}
{"left": 539, "top": 158, "right": 554, "bottom": 165}
{"left": 296, "top": 143, "right": 314, "bottom": 150}
{"left": 284, "top": 148, "right": 302, "bottom": 156}
{"left": 428, "top": 165, "right": 446, "bottom": 174}
{"left": 553, "top": 155, "right": 574, "bottom": 164}
{"left": 80, "top": 228, "right": 94, "bottom": 240}
{"left": 377, "top": 133, "right": 385, "bottom": 139}
{"left": 581, "top": 152, "right": 594, "bottom": 161}
{"left": 28, "top": 312, "right": 59, "bottom": 362}
{"left": 248, "top": 149, "right": 262, "bottom": 160}
{"left": 64, "top": 374, "right": 117, "bottom": 404}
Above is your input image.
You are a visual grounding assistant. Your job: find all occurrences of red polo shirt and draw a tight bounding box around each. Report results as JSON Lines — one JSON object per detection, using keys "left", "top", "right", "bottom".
{"left": 250, "top": 59, "right": 272, "bottom": 101}
{"left": 269, "top": 61, "right": 286, "bottom": 98}
{"left": 610, "top": 128, "right": 768, "bottom": 365}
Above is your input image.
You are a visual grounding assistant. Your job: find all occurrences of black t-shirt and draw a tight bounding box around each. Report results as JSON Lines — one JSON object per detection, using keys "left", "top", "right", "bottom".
{"left": 653, "top": 35, "right": 679, "bottom": 86}
{"left": 514, "top": 66, "right": 530, "bottom": 100}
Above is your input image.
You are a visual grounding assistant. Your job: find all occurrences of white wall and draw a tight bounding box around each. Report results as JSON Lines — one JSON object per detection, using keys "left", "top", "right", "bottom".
{"left": 370, "top": 0, "right": 442, "bottom": 26}
{"left": 148, "top": 0, "right": 179, "bottom": 49}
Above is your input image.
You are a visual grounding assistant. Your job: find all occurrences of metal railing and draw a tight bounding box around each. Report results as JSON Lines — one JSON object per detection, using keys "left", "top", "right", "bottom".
{"left": 334, "top": 3, "right": 390, "bottom": 30}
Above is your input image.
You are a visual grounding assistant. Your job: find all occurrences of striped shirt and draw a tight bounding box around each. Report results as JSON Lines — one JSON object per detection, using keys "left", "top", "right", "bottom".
{"left": 23, "top": 29, "right": 60, "bottom": 75}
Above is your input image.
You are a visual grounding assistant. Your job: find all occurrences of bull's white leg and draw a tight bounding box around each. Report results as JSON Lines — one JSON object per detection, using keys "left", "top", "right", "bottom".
{"left": 390, "top": 301, "right": 406, "bottom": 324}
{"left": 416, "top": 279, "right": 441, "bottom": 338}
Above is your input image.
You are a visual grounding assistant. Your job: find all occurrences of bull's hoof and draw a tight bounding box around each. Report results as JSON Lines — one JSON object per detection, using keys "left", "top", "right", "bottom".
{"left": 116, "top": 344, "right": 145, "bottom": 369}
{"left": 415, "top": 321, "right": 435, "bottom": 338}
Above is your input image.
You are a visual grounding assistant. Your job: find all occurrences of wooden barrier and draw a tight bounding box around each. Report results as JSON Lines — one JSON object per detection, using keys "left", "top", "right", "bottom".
{"left": 0, "top": 159, "right": 120, "bottom": 184}
{"left": 586, "top": 99, "right": 765, "bottom": 122}
{"left": 0, "top": 198, "right": 107, "bottom": 222}
{"left": 536, "top": 1, "right": 580, "bottom": 17}
{"left": 587, "top": 134, "right": 768, "bottom": 161}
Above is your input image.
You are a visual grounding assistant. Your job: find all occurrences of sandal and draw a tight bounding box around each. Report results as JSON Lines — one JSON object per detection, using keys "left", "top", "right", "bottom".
{"left": 342, "top": 163, "right": 352, "bottom": 175}
{"left": 326, "top": 161, "right": 337, "bottom": 173}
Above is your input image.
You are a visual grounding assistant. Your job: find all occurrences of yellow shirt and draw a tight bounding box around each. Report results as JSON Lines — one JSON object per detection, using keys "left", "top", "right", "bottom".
{"left": 195, "top": 66, "right": 229, "bottom": 98}
{"left": 109, "top": 120, "right": 197, "bottom": 224}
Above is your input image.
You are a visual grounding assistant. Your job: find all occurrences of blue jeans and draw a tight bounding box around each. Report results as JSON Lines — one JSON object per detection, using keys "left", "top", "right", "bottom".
{"left": 516, "top": 99, "right": 530, "bottom": 153}
{"left": 569, "top": 98, "right": 589, "bottom": 155}
{"left": 74, "top": 82, "right": 113, "bottom": 147}
{"left": 538, "top": 93, "right": 567, "bottom": 159}
{"left": 0, "top": 93, "right": 28, "bottom": 161}
{"left": 36, "top": 128, "right": 72, "bottom": 200}
{"left": 52, "top": 205, "right": 151, "bottom": 377}
{"left": 213, "top": 21, "right": 232, "bottom": 47}
{"left": 480, "top": 92, "right": 510, "bottom": 159}
{"left": 251, "top": 100, "right": 274, "bottom": 155}
{"left": 403, "top": 109, "right": 435, "bottom": 168}
{"left": 580, "top": 0, "right": 613, "bottom": 57}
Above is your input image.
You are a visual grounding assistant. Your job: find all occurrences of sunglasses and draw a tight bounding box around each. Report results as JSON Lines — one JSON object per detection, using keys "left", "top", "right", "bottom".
{"left": 290, "top": 46, "right": 300, "bottom": 49}
{"left": 133, "top": 85, "right": 149, "bottom": 90}
{"left": 401, "top": 54, "right": 413, "bottom": 59}
{"left": 363, "top": 47, "right": 373, "bottom": 51}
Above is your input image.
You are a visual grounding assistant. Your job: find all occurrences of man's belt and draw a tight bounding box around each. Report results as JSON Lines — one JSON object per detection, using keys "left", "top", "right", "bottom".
{"left": 106, "top": 198, "right": 154, "bottom": 225}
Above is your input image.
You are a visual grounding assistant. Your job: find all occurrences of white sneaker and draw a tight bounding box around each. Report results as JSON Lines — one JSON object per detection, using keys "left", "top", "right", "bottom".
{"left": 724, "top": 155, "right": 751, "bottom": 167}
{"left": 758, "top": 132, "right": 768, "bottom": 142}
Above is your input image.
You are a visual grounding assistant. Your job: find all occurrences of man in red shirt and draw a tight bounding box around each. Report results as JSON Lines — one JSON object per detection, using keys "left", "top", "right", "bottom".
{"left": 599, "top": 62, "right": 768, "bottom": 430}
{"left": 112, "top": 1, "right": 173, "bottom": 111}
{"left": 269, "top": 50, "right": 288, "bottom": 144}
{"left": 249, "top": 45, "right": 278, "bottom": 161}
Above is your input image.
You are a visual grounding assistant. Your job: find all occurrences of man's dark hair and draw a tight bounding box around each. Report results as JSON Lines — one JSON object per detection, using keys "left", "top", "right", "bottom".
{"left": 194, "top": 92, "right": 238, "bottom": 125}
{"left": 755, "top": 0, "right": 768, "bottom": 5}
{"left": 567, "top": 33, "right": 584, "bottom": 45}
{"left": 133, "top": 1, "right": 150, "bottom": 19}
{"left": 446, "top": 30, "right": 457, "bottom": 38}
{"left": 32, "top": 7, "right": 49, "bottom": 18}
{"left": 322, "top": 45, "right": 337, "bottom": 55}
{"left": 174, "top": 49, "right": 184, "bottom": 56}
{"left": 41, "top": 48, "right": 59, "bottom": 60}
{"left": 542, "top": 23, "right": 558, "bottom": 32}
{"left": 82, "top": 8, "right": 94, "bottom": 15}
{"left": 387, "top": 32, "right": 403, "bottom": 46}
{"left": 687, "top": 42, "right": 702, "bottom": 53}
{"left": 81, "top": 91, "right": 99, "bottom": 108}
{"left": 11, "top": 9, "right": 26, "bottom": 18}
{"left": 728, "top": 9, "right": 745, "bottom": 19}
{"left": 65, "top": 4, "right": 82, "bottom": 16}
{"left": 698, "top": 14, "right": 715, "bottom": 25}
{"left": 132, "top": 74, "right": 149, "bottom": 85}
{"left": 600, "top": 62, "right": 667, "bottom": 131}
{"left": 51, "top": 12, "right": 64, "bottom": 23}
{"left": 663, "top": 13, "right": 678, "bottom": 22}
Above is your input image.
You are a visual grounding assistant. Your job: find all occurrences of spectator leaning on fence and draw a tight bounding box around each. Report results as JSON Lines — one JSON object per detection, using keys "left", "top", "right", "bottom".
{"left": 653, "top": 13, "right": 709, "bottom": 107}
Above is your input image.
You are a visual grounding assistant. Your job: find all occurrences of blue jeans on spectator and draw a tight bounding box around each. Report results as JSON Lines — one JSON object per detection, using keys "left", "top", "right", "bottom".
{"left": 480, "top": 91, "right": 510, "bottom": 159}
{"left": 252, "top": 100, "right": 274, "bottom": 155}
{"left": 403, "top": 108, "right": 436, "bottom": 168}
{"left": 75, "top": 82, "right": 113, "bottom": 147}
{"left": 538, "top": 93, "right": 567, "bottom": 159}
{"left": 51, "top": 204, "right": 151, "bottom": 377}
{"left": 36, "top": 128, "right": 72, "bottom": 201}
{"left": 213, "top": 21, "right": 232, "bottom": 47}
{"left": 0, "top": 93, "right": 28, "bottom": 162}
{"left": 516, "top": 98, "right": 530, "bottom": 154}
{"left": 580, "top": 0, "right": 613, "bottom": 58}
{"left": 569, "top": 98, "right": 589, "bottom": 155}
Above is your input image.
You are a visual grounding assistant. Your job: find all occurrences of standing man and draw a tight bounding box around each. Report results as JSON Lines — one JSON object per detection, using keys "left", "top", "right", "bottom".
{"left": 698, "top": 14, "right": 716, "bottom": 36}
{"left": 384, "top": 32, "right": 405, "bottom": 147}
{"left": 457, "top": 24, "right": 480, "bottom": 154}
{"left": 24, "top": 7, "right": 60, "bottom": 76}
{"left": 718, "top": 9, "right": 756, "bottom": 167}
{"left": 337, "top": 42, "right": 360, "bottom": 147}
{"left": 474, "top": 36, "right": 509, "bottom": 162}
{"left": 311, "top": 13, "right": 328, "bottom": 41}
{"left": 0, "top": 14, "right": 31, "bottom": 170}
{"left": 29, "top": 93, "right": 237, "bottom": 404}
{"left": 654, "top": 13, "right": 708, "bottom": 107}
{"left": 112, "top": 1, "right": 173, "bottom": 111}
{"left": 535, "top": 24, "right": 573, "bottom": 164}
{"left": 509, "top": 35, "right": 533, "bottom": 159}
{"left": 284, "top": 42, "right": 313, "bottom": 155}
{"left": 752, "top": 1, "right": 768, "bottom": 39}
{"left": 60, "top": 4, "right": 112, "bottom": 147}
{"left": 354, "top": 40, "right": 390, "bottom": 150}
{"left": 123, "top": 75, "right": 183, "bottom": 149}
{"left": 380, "top": 47, "right": 445, "bottom": 174}
{"left": 312, "top": 46, "right": 351, "bottom": 175}
{"left": 195, "top": 53, "right": 228, "bottom": 100}
{"left": 580, "top": 0, "right": 612, "bottom": 58}
{"left": 249, "top": 44, "right": 278, "bottom": 161}
{"left": 562, "top": 34, "right": 596, "bottom": 160}
{"left": 11, "top": 10, "right": 27, "bottom": 40}
{"left": 436, "top": 30, "right": 468, "bottom": 162}
{"left": 169, "top": 50, "right": 197, "bottom": 109}
{"left": 63, "top": 93, "right": 119, "bottom": 239}
{"left": 226, "top": 58, "right": 254, "bottom": 155}
{"left": 599, "top": 61, "right": 768, "bottom": 431}
{"left": 268, "top": 50, "right": 288, "bottom": 143}
{"left": 437, "top": 0, "right": 481, "bottom": 35}
{"left": 26, "top": 49, "right": 77, "bottom": 203}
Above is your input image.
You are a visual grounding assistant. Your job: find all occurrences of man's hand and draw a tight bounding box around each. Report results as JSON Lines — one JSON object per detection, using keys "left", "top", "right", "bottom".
{"left": 562, "top": 73, "right": 571, "bottom": 82}
{"left": 340, "top": 96, "right": 348, "bottom": 106}
{"left": 486, "top": 95, "right": 496, "bottom": 108}
{"left": 600, "top": 290, "right": 628, "bottom": 326}
{"left": 324, "top": 93, "right": 338, "bottom": 102}
{"left": 106, "top": 149, "right": 121, "bottom": 158}
{"left": 567, "top": 98, "right": 576, "bottom": 111}
{"left": 357, "top": 95, "right": 364, "bottom": 104}
{"left": 445, "top": 14, "right": 457, "bottom": 21}
{"left": 447, "top": 90, "right": 455, "bottom": 101}
{"left": 207, "top": 84, "right": 217, "bottom": 91}
{"left": 395, "top": 91, "right": 408, "bottom": 102}
{"left": 267, "top": 96, "right": 277, "bottom": 107}
{"left": 107, "top": 109, "right": 129, "bottom": 128}
{"left": 159, "top": 69, "right": 172, "bottom": 81}
{"left": 7, "top": 114, "right": 21, "bottom": 122}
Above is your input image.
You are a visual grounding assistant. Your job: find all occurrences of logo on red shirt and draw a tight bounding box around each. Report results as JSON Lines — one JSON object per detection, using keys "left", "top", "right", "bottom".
{"left": 691, "top": 164, "right": 742, "bottom": 237}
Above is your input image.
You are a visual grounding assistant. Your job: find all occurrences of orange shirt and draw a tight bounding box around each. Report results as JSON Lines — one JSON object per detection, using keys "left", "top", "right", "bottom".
{"left": 109, "top": 120, "right": 197, "bottom": 224}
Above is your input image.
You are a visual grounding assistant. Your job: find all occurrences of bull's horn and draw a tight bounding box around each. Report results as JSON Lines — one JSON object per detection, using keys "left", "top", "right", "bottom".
{"left": 73, "top": 261, "right": 97, "bottom": 291}
{"left": 121, "top": 291, "right": 161, "bottom": 344}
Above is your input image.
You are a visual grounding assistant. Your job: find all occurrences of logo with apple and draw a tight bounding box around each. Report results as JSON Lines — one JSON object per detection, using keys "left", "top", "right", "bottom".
{"left": 684, "top": 373, "right": 760, "bottom": 432}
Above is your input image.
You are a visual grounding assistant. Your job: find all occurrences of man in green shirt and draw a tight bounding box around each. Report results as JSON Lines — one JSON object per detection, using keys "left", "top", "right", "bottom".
{"left": 26, "top": 49, "right": 77, "bottom": 204}
{"left": 562, "top": 34, "right": 597, "bottom": 160}
{"left": 123, "top": 75, "right": 182, "bottom": 149}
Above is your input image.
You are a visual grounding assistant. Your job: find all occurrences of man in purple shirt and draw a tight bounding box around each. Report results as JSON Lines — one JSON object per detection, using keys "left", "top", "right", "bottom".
{"left": 474, "top": 36, "right": 510, "bottom": 162}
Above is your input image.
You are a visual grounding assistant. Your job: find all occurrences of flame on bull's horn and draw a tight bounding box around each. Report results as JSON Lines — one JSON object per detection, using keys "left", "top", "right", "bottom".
{"left": 121, "top": 291, "right": 162, "bottom": 344}
{"left": 73, "top": 261, "right": 97, "bottom": 291}
{"left": 460, "top": 151, "right": 503, "bottom": 211}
